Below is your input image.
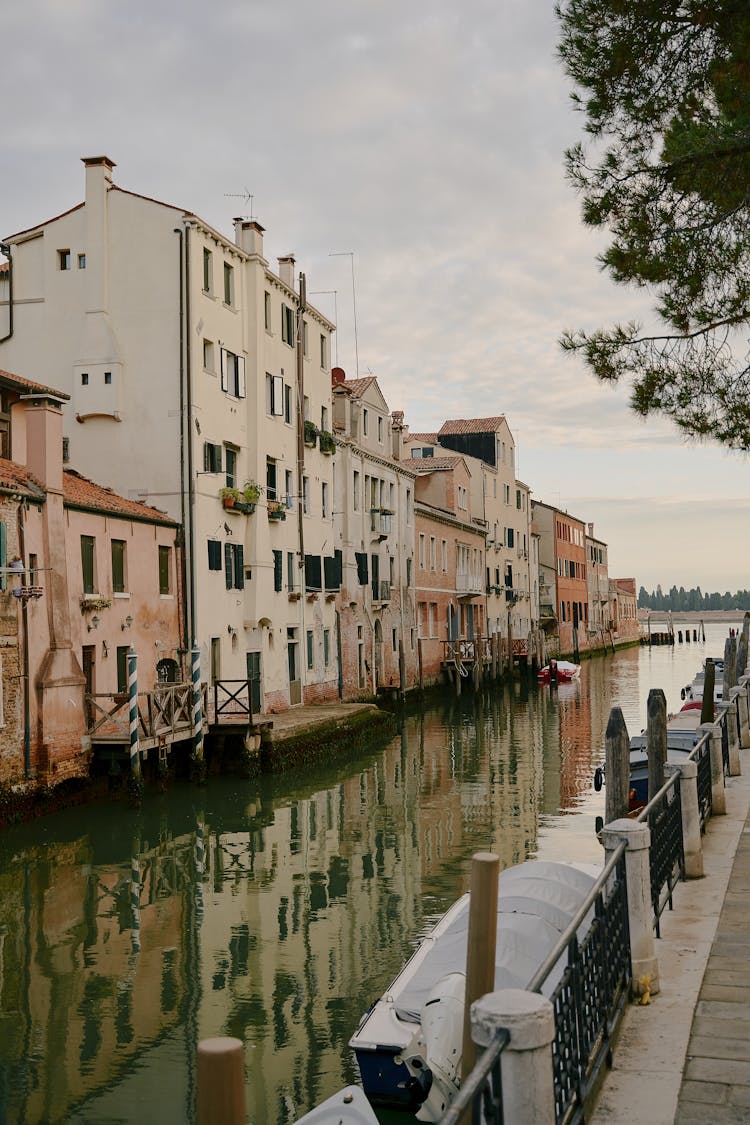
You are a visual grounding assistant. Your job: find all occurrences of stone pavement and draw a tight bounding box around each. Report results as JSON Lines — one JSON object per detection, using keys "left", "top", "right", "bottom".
{"left": 590, "top": 751, "right": 750, "bottom": 1125}
{"left": 261, "top": 701, "right": 384, "bottom": 742}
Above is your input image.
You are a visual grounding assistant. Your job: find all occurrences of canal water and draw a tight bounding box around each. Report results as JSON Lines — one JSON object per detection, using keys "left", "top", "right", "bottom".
{"left": 0, "top": 622, "right": 737, "bottom": 1124}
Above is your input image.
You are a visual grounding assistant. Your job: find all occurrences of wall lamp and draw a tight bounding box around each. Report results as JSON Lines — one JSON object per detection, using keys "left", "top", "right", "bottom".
{"left": 87, "top": 615, "right": 100, "bottom": 632}
{"left": 122, "top": 615, "right": 133, "bottom": 631}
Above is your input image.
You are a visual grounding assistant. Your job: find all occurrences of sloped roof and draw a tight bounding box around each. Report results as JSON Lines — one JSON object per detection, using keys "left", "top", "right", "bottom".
{"left": 0, "top": 367, "right": 70, "bottom": 400}
{"left": 408, "top": 455, "right": 466, "bottom": 472}
{"left": 438, "top": 416, "right": 506, "bottom": 436}
{"left": 63, "top": 470, "right": 176, "bottom": 525}
{"left": 339, "top": 376, "right": 378, "bottom": 397}
{"left": 408, "top": 432, "right": 439, "bottom": 443}
{"left": 5, "top": 188, "right": 193, "bottom": 243}
{"left": 0, "top": 460, "right": 45, "bottom": 500}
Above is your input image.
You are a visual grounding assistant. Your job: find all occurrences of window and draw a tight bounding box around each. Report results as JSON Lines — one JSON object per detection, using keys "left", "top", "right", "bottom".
{"left": 505, "top": 527, "right": 515, "bottom": 549}
{"left": 377, "top": 416, "right": 383, "bottom": 442}
{"left": 303, "top": 476, "right": 310, "bottom": 514}
{"left": 111, "top": 540, "right": 126, "bottom": 594}
{"left": 225, "top": 446, "right": 237, "bottom": 489}
{"left": 305, "top": 554, "right": 322, "bottom": 592}
{"left": 81, "top": 535, "right": 96, "bottom": 594}
{"left": 321, "top": 481, "right": 329, "bottom": 519}
{"left": 323, "top": 629, "right": 330, "bottom": 666}
{"left": 303, "top": 320, "right": 309, "bottom": 356}
{"left": 457, "top": 486, "right": 467, "bottom": 509}
{"left": 224, "top": 543, "right": 244, "bottom": 590}
{"left": 208, "top": 540, "right": 222, "bottom": 570}
{"left": 406, "top": 557, "right": 412, "bottom": 586}
{"left": 203, "top": 247, "right": 213, "bottom": 293}
{"left": 419, "top": 533, "right": 425, "bottom": 569}
{"left": 81, "top": 372, "right": 89, "bottom": 385}
{"left": 223, "top": 262, "right": 234, "bottom": 306}
{"left": 273, "top": 550, "right": 283, "bottom": 592}
{"left": 104, "top": 371, "right": 112, "bottom": 385}
{"left": 320, "top": 334, "right": 327, "bottom": 369}
{"left": 220, "top": 348, "right": 246, "bottom": 398}
{"left": 266, "top": 457, "right": 278, "bottom": 499}
{"left": 504, "top": 483, "right": 510, "bottom": 504}
{"left": 282, "top": 303, "right": 295, "bottom": 346}
{"left": 284, "top": 383, "right": 292, "bottom": 424}
{"left": 306, "top": 630, "right": 314, "bottom": 670}
{"left": 321, "top": 405, "right": 328, "bottom": 432}
{"left": 117, "top": 646, "right": 130, "bottom": 694}
{"left": 353, "top": 470, "right": 360, "bottom": 511}
{"left": 429, "top": 536, "right": 436, "bottom": 571}
{"left": 516, "top": 489, "right": 522, "bottom": 509}
{"left": 59, "top": 249, "right": 71, "bottom": 270}
{"left": 441, "top": 539, "right": 447, "bottom": 572}
{"left": 286, "top": 551, "right": 295, "bottom": 591}
{"left": 77, "top": 253, "right": 86, "bottom": 269}
{"left": 203, "top": 339, "right": 215, "bottom": 372}
{"left": 285, "top": 469, "right": 293, "bottom": 509}
{"left": 159, "top": 546, "right": 172, "bottom": 594}
{"left": 266, "top": 372, "right": 284, "bottom": 416}
{"left": 406, "top": 488, "right": 412, "bottom": 523}
{"left": 264, "top": 291, "right": 271, "bottom": 330}
{"left": 203, "top": 442, "right": 222, "bottom": 473}
{"left": 363, "top": 408, "right": 369, "bottom": 435}
{"left": 392, "top": 628, "right": 398, "bottom": 652}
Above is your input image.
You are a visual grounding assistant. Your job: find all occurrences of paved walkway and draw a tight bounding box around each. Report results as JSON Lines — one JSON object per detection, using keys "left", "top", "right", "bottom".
{"left": 591, "top": 750, "right": 750, "bottom": 1125}
{"left": 261, "top": 701, "right": 385, "bottom": 743}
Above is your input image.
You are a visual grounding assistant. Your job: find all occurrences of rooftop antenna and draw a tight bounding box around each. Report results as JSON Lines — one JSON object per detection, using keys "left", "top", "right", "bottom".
{"left": 309, "top": 290, "right": 339, "bottom": 365}
{"left": 329, "top": 251, "right": 359, "bottom": 377}
{"left": 224, "top": 189, "right": 255, "bottom": 220}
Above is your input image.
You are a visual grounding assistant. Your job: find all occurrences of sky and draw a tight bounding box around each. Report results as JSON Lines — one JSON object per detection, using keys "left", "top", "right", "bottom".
{"left": 3, "top": 0, "right": 749, "bottom": 594}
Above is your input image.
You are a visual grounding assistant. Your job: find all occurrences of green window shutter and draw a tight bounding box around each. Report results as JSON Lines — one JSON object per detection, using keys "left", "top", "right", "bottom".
{"left": 112, "top": 540, "right": 125, "bottom": 593}
{"left": 81, "top": 535, "right": 95, "bottom": 594}
{"left": 355, "top": 552, "right": 368, "bottom": 586}
{"left": 117, "top": 646, "right": 129, "bottom": 693}
{"left": 0, "top": 522, "right": 6, "bottom": 591}
{"left": 234, "top": 544, "right": 244, "bottom": 589}
{"left": 159, "top": 546, "right": 170, "bottom": 594}
{"left": 225, "top": 543, "right": 233, "bottom": 589}
{"left": 273, "top": 550, "right": 283, "bottom": 592}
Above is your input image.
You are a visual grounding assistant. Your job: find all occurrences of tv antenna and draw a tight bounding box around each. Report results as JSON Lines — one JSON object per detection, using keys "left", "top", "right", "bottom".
{"left": 224, "top": 188, "right": 255, "bottom": 220}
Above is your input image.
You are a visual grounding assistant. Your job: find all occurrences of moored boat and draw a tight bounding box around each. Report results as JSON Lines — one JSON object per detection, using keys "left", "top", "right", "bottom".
{"left": 537, "top": 659, "right": 580, "bottom": 684}
{"left": 349, "top": 860, "right": 600, "bottom": 1118}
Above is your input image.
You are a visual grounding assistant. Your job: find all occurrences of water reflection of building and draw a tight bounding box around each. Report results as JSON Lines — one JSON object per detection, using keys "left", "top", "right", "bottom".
{"left": 0, "top": 686, "right": 592, "bottom": 1124}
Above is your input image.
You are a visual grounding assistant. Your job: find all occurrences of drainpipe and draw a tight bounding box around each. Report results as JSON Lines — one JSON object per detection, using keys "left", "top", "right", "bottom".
{"left": 296, "top": 273, "right": 307, "bottom": 699}
{"left": 183, "top": 223, "right": 196, "bottom": 651}
{"left": 0, "top": 243, "right": 13, "bottom": 344}
{"left": 174, "top": 227, "right": 188, "bottom": 664}
{"left": 17, "top": 499, "right": 30, "bottom": 777}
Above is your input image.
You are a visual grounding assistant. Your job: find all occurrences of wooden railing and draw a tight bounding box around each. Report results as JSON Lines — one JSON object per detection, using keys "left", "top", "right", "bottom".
{"left": 85, "top": 682, "right": 206, "bottom": 742}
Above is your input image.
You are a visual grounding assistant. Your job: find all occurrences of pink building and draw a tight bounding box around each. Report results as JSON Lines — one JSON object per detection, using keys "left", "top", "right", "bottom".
{"left": 411, "top": 455, "right": 486, "bottom": 682}
{"left": 0, "top": 369, "right": 181, "bottom": 787}
{"left": 611, "top": 578, "right": 640, "bottom": 642}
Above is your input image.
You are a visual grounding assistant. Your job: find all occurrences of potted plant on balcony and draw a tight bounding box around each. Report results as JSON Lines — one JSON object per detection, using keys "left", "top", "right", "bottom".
{"left": 267, "top": 499, "right": 286, "bottom": 521}
{"left": 319, "top": 429, "right": 336, "bottom": 454}
{"left": 238, "top": 481, "right": 261, "bottom": 514}
{"left": 304, "top": 420, "right": 318, "bottom": 448}
{"left": 220, "top": 485, "right": 242, "bottom": 510}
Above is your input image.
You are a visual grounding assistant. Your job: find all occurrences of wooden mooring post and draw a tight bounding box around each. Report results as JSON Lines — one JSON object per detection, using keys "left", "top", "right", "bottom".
{"left": 647, "top": 688, "right": 667, "bottom": 803}
{"left": 197, "top": 1037, "right": 245, "bottom": 1125}
{"left": 461, "top": 852, "right": 500, "bottom": 1085}
{"left": 605, "top": 707, "right": 631, "bottom": 822}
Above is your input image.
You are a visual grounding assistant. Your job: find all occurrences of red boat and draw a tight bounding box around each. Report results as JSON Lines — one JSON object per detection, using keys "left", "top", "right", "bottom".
{"left": 538, "top": 659, "right": 581, "bottom": 684}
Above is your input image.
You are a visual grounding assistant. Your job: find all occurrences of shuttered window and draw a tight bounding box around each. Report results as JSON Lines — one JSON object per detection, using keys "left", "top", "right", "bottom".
{"left": 112, "top": 539, "right": 126, "bottom": 593}
{"left": 273, "top": 550, "right": 283, "bottom": 592}
{"left": 81, "top": 535, "right": 95, "bottom": 594}
{"left": 323, "top": 550, "right": 342, "bottom": 591}
{"left": 355, "top": 552, "right": 368, "bottom": 586}
{"left": 208, "top": 540, "right": 222, "bottom": 571}
{"left": 304, "top": 554, "right": 322, "bottom": 592}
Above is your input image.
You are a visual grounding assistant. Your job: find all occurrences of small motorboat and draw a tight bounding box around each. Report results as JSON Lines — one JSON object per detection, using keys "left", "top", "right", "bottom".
{"left": 593, "top": 717, "right": 701, "bottom": 809}
{"left": 349, "top": 860, "right": 600, "bottom": 1118}
{"left": 537, "top": 659, "right": 580, "bottom": 684}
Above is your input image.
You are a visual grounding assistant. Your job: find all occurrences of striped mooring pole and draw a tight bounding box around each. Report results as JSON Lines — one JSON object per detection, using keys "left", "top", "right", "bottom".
{"left": 192, "top": 643, "right": 204, "bottom": 764}
{"left": 130, "top": 845, "right": 141, "bottom": 955}
{"left": 128, "top": 647, "right": 141, "bottom": 782}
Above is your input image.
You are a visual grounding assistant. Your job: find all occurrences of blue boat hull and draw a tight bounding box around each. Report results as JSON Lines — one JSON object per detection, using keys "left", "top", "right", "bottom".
{"left": 352, "top": 1044, "right": 424, "bottom": 1111}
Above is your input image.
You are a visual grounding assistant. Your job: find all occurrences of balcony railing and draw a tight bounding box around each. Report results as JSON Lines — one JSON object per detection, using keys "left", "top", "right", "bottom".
{"left": 370, "top": 509, "right": 392, "bottom": 538}
{"left": 456, "top": 572, "right": 484, "bottom": 595}
{"left": 372, "top": 580, "right": 391, "bottom": 603}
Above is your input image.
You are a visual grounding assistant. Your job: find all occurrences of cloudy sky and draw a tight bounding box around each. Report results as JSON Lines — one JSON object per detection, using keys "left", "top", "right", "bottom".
{"left": 4, "top": 0, "right": 749, "bottom": 593}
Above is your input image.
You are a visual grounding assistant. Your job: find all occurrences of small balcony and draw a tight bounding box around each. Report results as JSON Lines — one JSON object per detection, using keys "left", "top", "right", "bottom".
{"left": 370, "top": 509, "right": 392, "bottom": 539}
{"left": 372, "top": 580, "right": 391, "bottom": 604}
{"left": 456, "top": 572, "right": 483, "bottom": 597}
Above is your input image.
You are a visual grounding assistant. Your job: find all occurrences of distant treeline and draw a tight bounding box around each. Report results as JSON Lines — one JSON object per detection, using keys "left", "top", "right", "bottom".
{"left": 638, "top": 586, "right": 750, "bottom": 611}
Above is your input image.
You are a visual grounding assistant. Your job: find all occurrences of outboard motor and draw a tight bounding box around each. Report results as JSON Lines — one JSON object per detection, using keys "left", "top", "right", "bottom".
{"left": 402, "top": 972, "right": 466, "bottom": 1121}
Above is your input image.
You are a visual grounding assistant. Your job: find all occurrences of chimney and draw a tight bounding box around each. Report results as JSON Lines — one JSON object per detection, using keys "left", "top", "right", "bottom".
{"left": 25, "top": 395, "right": 64, "bottom": 493}
{"left": 234, "top": 218, "right": 266, "bottom": 259}
{"left": 391, "top": 411, "right": 404, "bottom": 461}
{"left": 588, "top": 522, "right": 594, "bottom": 538}
{"left": 81, "top": 156, "right": 115, "bottom": 314}
{"left": 278, "top": 254, "right": 296, "bottom": 291}
{"left": 331, "top": 366, "right": 346, "bottom": 386}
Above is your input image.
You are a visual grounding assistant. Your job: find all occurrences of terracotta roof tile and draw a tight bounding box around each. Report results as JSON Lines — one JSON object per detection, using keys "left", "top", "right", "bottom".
{"left": 438, "top": 416, "right": 506, "bottom": 436}
{"left": 0, "top": 367, "right": 70, "bottom": 400}
{"left": 407, "top": 433, "right": 439, "bottom": 443}
{"left": 408, "top": 455, "right": 464, "bottom": 471}
{"left": 63, "top": 470, "right": 176, "bottom": 525}
{"left": 339, "top": 376, "right": 378, "bottom": 397}
{"left": 0, "top": 460, "right": 45, "bottom": 499}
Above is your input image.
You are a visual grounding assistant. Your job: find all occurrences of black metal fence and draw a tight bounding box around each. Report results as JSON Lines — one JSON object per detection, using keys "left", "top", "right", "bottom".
{"left": 440, "top": 1030, "right": 509, "bottom": 1125}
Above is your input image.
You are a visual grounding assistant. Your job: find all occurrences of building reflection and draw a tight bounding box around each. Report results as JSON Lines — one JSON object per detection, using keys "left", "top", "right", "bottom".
{"left": 0, "top": 675, "right": 613, "bottom": 1123}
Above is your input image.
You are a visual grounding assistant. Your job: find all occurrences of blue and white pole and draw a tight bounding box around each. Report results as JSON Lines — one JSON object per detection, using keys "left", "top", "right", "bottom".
{"left": 191, "top": 643, "right": 204, "bottom": 764}
{"left": 128, "top": 646, "right": 141, "bottom": 781}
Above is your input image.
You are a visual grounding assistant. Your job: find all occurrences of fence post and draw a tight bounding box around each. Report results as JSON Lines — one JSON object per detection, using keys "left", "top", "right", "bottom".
{"left": 470, "top": 989, "right": 556, "bottom": 1125}
{"left": 698, "top": 722, "right": 726, "bottom": 816}
{"left": 727, "top": 688, "right": 742, "bottom": 775}
{"left": 666, "top": 760, "right": 703, "bottom": 878}
{"left": 197, "top": 1037, "right": 245, "bottom": 1125}
{"left": 602, "top": 819, "right": 660, "bottom": 996}
{"left": 647, "top": 688, "right": 667, "bottom": 804}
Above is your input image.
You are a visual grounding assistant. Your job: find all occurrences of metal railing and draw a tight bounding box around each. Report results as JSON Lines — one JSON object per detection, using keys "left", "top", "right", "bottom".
{"left": 440, "top": 1030, "right": 510, "bottom": 1125}
{"left": 636, "top": 774, "right": 684, "bottom": 936}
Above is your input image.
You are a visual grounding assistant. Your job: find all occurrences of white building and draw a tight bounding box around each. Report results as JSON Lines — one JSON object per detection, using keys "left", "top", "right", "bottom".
{"left": 0, "top": 156, "right": 337, "bottom": 710}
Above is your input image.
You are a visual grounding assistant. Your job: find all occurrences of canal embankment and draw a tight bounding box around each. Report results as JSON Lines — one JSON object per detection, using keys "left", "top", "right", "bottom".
{"left": 591, "top": 735, "right": 750, "bottom": 1121}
